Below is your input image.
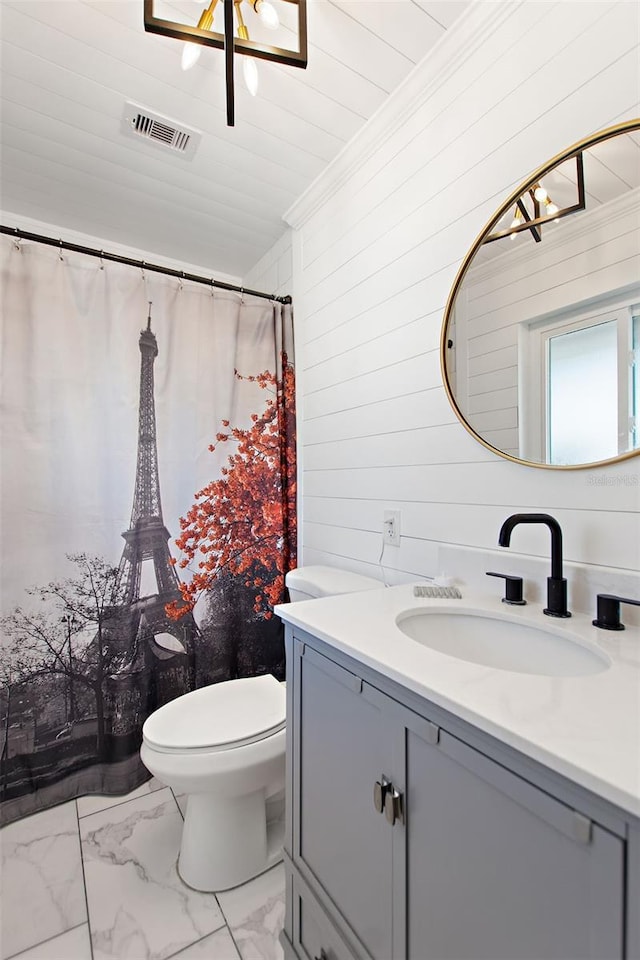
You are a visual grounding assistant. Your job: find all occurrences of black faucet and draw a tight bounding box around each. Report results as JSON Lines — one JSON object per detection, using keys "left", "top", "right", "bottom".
{"left": 498, "top": 513, "right": 571, "bottom": 618}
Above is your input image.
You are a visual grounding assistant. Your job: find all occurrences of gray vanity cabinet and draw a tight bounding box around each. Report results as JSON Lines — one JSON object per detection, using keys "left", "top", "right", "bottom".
{"left": 284, "top": 630, "right": 629, "bottom": 960}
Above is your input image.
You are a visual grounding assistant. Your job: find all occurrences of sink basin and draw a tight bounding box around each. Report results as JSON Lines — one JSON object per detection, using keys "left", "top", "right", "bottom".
{"left": 396, "top": 607, "right": 610, "bottom": 677}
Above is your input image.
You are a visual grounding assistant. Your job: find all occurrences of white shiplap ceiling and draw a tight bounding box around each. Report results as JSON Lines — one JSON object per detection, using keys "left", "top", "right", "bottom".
{"left": 0, "top": 0, "right": 471, "bottom": 279}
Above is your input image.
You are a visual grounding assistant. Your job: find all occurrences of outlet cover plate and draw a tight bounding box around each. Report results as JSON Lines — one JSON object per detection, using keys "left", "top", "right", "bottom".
{"left": 384, "top": 510, "right": 401, "bottom": 547}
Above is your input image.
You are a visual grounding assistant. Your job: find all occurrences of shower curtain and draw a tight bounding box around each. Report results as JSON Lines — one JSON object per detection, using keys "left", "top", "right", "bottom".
{"left": 0, "top": 236, "right": 296, "bottom": 826}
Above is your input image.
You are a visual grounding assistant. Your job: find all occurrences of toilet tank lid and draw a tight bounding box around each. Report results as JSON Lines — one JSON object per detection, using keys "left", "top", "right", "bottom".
{"left": 142, "top": 674, "right": 285, "bottom": 752}
{"left": 285, "top": 565, "right": 381, "bottom": 598}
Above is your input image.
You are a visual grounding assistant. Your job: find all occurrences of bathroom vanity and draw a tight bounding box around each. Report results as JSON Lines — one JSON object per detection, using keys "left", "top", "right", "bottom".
{"left": 275, "top": 585, "right": 640, "bottom": 960}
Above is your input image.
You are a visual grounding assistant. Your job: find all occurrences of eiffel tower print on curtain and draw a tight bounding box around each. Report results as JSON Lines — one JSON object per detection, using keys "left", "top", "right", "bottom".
{"left": 107, "top": 306, "right": 198, "bottom": 708}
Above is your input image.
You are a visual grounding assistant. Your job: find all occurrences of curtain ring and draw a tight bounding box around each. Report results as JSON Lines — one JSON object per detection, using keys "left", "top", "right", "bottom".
{"left": 240, "top": 286, "right": 245, "bottom": 304}
{"left": 178, "top": 271, "right": 185, "bottom": 292}
{"left": 141, "top": 261, "right": 145, "bottom": 282}
{"left": 59, "top": 239, "right": 64, "bottom": 261}
{"left": 99, "top": 251, "right": 105, "bottom": 270}
{"left": 13, "top": 231, "right": 21, "bottom": 252}
{"left": 210, "top": 278, "right": 215, "bottom": 297}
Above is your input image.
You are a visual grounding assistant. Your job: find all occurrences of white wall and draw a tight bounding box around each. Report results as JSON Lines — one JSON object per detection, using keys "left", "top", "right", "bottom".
{"left": 243, "top": 229, "right": 293, "bottom": 300}
{"left": 245, "top": 0, "right": 640, "bottom": 593}
{"left": 1, "top": 211, "right": 243, "bottom": 287}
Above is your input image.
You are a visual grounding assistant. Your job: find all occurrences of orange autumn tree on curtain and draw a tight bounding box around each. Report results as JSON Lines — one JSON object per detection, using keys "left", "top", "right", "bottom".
{"left": 167, "top": 355, "right": 296, "bottom": 622}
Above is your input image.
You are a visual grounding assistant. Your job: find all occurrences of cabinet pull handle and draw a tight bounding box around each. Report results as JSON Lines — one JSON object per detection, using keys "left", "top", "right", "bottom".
{"left": 384, "top": 785, "right": 404, "bottom": 826}
{"left": 373, "top": 776, "right": 391, "bottom": 814}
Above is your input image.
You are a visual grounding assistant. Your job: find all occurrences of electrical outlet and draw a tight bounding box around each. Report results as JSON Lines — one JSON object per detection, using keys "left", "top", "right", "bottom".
{"left": 383, "top": 509, "right": 401, "bottom": 547}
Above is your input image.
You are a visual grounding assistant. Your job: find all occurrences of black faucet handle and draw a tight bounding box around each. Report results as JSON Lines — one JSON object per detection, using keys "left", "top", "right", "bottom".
{"left": 486, "top": 572, "right": 526, "bottom": 606}
{"left": 593, "top": 594, "right": 640, "bottom": 631}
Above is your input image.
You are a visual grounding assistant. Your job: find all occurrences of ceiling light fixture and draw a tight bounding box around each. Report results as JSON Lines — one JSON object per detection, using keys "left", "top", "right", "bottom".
{"left": 144, "top": 0, "right": 307, "bottom": 127}
{"left": 485, "top": 153, "right": 586, "bottom": 244}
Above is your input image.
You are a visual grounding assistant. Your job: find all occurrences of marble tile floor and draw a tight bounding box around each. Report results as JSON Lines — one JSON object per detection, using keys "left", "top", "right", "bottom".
{"left": 0, "top": 781, "right": 285, "bottom": 960}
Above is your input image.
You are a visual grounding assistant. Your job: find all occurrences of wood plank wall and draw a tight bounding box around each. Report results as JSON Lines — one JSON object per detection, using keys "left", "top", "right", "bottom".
{"left": 244, "top": 0, "right": 640, "bottom": 583}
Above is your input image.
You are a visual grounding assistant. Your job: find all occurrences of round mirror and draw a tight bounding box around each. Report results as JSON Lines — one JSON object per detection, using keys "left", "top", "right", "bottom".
{"left": 441, "top": 120, "right": 640, "bottom": 469}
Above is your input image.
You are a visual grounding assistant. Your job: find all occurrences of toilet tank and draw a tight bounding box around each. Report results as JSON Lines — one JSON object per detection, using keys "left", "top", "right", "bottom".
{"left": 285, "top": 565, "right": 381, "bottom": 601}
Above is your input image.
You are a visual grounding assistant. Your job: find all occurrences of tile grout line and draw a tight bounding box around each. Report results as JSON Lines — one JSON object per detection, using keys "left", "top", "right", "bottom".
{"left": 170, "top": 787, "right": 184, "bottom": 821}
{"left": 161, "top": 922, "right": 234, "bottom": 960}
{"left": 215, "top": 861, "right": 286, "bottom": 959}
{"left": 211, "top": 878, "right": 243, "bottom": 960}
{"left": 76, "top": 779, "right": 155, "bottom": 820}
{"left": 3, "top": 922, "right": 89, "bottom": 960}
{"left": 75, "top": 799, "right": 95, "bottom": 960}
{"left": 224, "top": 922, "right": 244, "bottom": 960}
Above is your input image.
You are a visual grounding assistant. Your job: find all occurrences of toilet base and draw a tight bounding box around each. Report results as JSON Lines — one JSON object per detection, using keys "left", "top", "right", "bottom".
{"left": 178, "top": 790, "right": 284, "bottom": 892}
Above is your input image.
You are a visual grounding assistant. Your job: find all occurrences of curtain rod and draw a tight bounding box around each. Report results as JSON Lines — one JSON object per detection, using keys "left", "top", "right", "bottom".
{"left": 0, "top": 225, "right": 291, "bottom": 305}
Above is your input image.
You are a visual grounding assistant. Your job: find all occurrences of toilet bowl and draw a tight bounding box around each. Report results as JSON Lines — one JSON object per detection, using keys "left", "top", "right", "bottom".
{"left": 140, "top": 566, "right": 381, "bottom": 893}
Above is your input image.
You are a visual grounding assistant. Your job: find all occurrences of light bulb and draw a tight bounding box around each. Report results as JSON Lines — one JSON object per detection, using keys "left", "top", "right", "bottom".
{"left": 546, "top": 200, "right": 559, "bottom": 217}
{"left": 181, "top": 2, "right": 217, "bottom": 70}
{"left": 510, "top": 208, "right": 522, "bottom": 240}
{"left": 244, "top": 57, "right": 259, "bottom": 96}
{"left": 254, "top": 0, "right": 279, "bottom": 29}
{"left": 181, "top": 43, "right": 202, "bottom": 71}
{"left": 533, "top": 183, "right": 548, "bottom": 202}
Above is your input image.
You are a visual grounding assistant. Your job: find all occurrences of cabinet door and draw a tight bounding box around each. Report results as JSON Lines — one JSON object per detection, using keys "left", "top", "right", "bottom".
{"left": 406, "top": 727, "right": 624, "bottom": 960}
{"left": 294, "top": 642, "right": 401, "bottom": 960}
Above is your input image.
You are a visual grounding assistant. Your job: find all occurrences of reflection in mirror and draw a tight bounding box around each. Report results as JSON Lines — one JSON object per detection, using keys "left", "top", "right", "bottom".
{"left": 442, "top": 120, "right": 640, "bottom": 469}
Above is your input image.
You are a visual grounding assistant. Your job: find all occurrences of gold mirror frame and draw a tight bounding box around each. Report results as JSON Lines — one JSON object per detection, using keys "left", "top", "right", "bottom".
{"left": 441, "top": 119, "right": 640, "bottom": 470}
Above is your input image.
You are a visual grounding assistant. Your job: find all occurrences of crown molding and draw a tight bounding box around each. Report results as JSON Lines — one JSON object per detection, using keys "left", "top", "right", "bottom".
{"left": 283, "top": 0, "right": 526, "bottom": 231}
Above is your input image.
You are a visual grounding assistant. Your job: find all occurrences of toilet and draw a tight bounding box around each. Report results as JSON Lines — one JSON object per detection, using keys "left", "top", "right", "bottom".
{"left": 140, "top": 565, "right": 380, "bottom": 892}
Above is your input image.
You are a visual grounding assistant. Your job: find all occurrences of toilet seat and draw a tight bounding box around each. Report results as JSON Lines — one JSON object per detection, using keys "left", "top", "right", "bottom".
{"left": 142, "top": 673, "right": 285, "bottom": 754}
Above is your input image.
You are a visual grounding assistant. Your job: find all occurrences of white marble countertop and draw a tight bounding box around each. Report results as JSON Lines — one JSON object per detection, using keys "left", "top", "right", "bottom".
{"left": 275, "top": 585, "right": 640, "bottom": 818}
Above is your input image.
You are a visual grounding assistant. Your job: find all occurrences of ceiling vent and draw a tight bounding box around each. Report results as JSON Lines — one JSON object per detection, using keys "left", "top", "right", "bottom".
{"left": 121, "top": 102, "right": 201, "bottom": 159}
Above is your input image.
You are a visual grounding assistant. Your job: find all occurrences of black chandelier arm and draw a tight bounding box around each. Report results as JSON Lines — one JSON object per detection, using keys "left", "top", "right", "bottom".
{"left": 224, "top": 0, "right": 235, "bottom": 127}
{"left": 516, "top": 197, "right": 542, "bottom": 243}
{"left": 0, "top": 225, "right": 291, "bottom": 304}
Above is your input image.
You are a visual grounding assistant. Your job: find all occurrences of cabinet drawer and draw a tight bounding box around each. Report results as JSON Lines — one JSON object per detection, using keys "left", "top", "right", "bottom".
{"left": 292, "top": 874, "right": 361, "bottom": 960}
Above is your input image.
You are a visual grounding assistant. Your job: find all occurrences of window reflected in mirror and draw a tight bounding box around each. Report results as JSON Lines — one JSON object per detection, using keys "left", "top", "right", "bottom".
{"left": 547, "top": 316, "right": 620, "bottom": 465}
